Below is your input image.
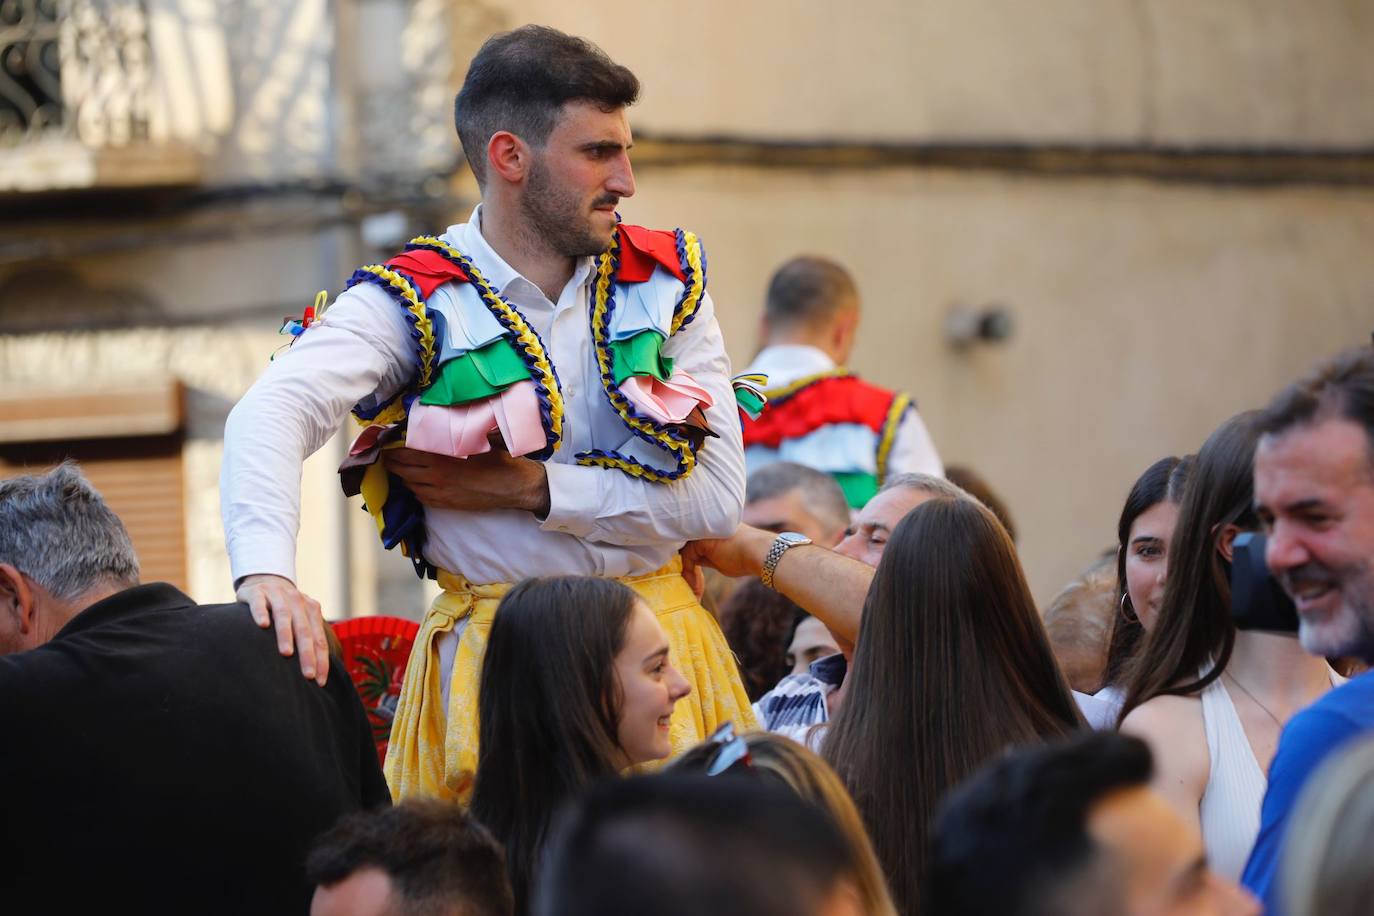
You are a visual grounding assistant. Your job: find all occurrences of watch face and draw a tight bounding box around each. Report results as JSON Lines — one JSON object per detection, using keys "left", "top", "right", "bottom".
{"left": 779, "top": 532, "right": 812, "bottom": 546}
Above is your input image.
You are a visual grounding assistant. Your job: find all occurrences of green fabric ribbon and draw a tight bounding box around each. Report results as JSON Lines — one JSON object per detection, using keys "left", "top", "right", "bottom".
{"left": 734, "top": 388, "right": 766, "bottom": 420}
{"left": 420, "top": 338, "right": 530, "bottom": 406}
{"left": 832, "top": 471, "right": 879, "bottom": 509}
{"left": 610, "top": 331, "right": 673, "bottom": 386}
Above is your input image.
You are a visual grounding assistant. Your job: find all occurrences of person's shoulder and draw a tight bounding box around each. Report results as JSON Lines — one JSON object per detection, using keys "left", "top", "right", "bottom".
{"left": 1319, "top": 669, "right": 1374, "bottom": 710}
{"left": 1285, "top": 673, "right": 1374, "bottom": 743}
{"left": 1121, "top": 693, "right": 1210, "bottom": 788}
{"left": 830, "top": 372, "right": 901, "bottom": 402}
{"left": 1121, "top": 693, "right": 1207, "bottom": 745}
{"left": 177, "top": 599, "right": 280, "bottom": 649}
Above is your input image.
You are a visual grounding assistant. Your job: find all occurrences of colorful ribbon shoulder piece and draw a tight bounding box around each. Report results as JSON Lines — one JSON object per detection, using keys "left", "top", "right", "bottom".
{"left": 579, "top": 224, "right": 715, "bottom": 482}
{"left": 321, "top": 223, "right": 716, "bottom": 575}
{"left": 345, "top": 262, "right": 440, "bottom": 393}
{"left": 280, "top": 289, "right": 328, "bottom": 338}
{"left": 272, "top": 290, "right": 329, "bottom": 361}
{"left": 732, "top": 373, "right": 768, "bottom": 420}
{"left": 333, "top": 236, "right": 558, "bottom": 577}
{"left": 743, "top": 373, "right": 896, "bottom": 448}
{"left": 739, "top": 371, "right": 914, "bottom": 508}
{"left": 404, "top": 235, "right": 565, "bottom": 462}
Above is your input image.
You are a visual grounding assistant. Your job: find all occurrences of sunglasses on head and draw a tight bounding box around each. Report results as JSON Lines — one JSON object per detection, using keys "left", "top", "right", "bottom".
{"left": 704, "top": 721, "right": 752, "bottom": 776}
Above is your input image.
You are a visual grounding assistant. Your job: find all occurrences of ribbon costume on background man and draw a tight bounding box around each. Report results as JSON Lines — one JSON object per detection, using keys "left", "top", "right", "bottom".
{"left": 740, "top": 255, "right": 941, "bottom": 508}
{"left": 220, "top": 26, "right": 755, "bottom": 803}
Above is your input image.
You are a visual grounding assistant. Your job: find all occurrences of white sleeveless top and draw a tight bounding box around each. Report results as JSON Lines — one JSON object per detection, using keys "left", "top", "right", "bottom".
{"left": 1196, "top": 663, "right": 1345, "bottom": 881}
{"left": 1197, "top": 672, "right": 1266, "bottom": 882}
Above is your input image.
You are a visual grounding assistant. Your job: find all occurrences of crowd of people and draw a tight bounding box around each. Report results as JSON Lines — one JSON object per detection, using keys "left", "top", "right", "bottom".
{"left": 3, "top": 23, "right": 1374, "bottom": 916}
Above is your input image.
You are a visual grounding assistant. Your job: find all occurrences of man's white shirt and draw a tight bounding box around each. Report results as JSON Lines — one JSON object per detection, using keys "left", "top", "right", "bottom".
{"left": 221, "top": 206, "right": 745, "bottom": 587}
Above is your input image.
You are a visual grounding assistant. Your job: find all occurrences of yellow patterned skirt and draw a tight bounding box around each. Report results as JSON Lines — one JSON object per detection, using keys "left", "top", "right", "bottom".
{"left": 382, "top": 557, "right": 757, "bottom": 803}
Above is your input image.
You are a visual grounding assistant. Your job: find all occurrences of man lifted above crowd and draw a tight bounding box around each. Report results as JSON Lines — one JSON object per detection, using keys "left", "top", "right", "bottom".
{"left": 221, "top": 25, "right": 754, "bottom": 802}
{"left": 742, "top": 255, "right": 943, "bottom": 507}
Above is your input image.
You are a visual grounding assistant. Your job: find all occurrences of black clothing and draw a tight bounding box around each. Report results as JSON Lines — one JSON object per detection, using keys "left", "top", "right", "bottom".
{"left": 0, "top": 584, "right": 389, "bottom": 914}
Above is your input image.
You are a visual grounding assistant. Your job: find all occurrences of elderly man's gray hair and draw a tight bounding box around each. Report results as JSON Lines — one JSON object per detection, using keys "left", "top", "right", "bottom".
{"left": 879, "top": 472, "right": 969, "bottom": 502}
{"left": 745, "top": 462, "right": 851, "bottom": 535}
{"left": 0, "top": 463, "right": 139, "bottom": 599}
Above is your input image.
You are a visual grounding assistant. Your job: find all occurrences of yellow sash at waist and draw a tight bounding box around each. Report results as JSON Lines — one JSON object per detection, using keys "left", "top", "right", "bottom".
{"left": 382, "top": 557, "right": 756, "bottom": 803}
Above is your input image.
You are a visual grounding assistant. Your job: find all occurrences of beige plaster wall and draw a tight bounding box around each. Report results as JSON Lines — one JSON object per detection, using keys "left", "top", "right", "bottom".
{"left": 491, "top": 0, "right": 1374, "bottom": 147}
{"left": 616, "top": 165, "right": 1374, "bottom": 601}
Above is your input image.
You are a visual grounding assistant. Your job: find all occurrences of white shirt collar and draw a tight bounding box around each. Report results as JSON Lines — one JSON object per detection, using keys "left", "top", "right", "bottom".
{"left": 441, "top": 204, "right": 595, "bottom": 304}
{"left": 745, "top": 344, "right": 838, "bottom": 387}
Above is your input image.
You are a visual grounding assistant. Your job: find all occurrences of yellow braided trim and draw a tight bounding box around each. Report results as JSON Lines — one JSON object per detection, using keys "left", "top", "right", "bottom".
{"left": 353, "top": 396, "right": 409, "bottom": 428}
{"left": 670, "top": 230, "right": 706, "bottom": 336}
{"left": 408, "top": 235, "right": 564, "bottom": 449}
{"left": 586, "top": 455, "right": 684, "bottom": 482}
{"left": 875, "top": 392, "right": 911, "bottom": 484}
{"left": 583, "top": 248, "right": 695, "bottom": 481}
{"left": 763, "top": 368, "right": 852, "bottom": 402}
{"left": 356, "top": 264, "right": 436, "bottom": 389}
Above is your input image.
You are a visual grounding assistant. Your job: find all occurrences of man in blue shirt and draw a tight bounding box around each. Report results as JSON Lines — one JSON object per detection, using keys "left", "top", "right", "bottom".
{"left": 1242, "top": 346, "right": 1374, "bottom": 913}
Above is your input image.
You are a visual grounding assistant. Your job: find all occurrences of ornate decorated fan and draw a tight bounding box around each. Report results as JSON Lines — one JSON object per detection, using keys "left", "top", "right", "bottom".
{"left": 331, "top": 616, "right": 420, "bottom": 766}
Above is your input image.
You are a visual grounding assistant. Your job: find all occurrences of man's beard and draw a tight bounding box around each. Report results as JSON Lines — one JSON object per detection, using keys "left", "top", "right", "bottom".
{"left": 1286, "top": 558, "right": 1374, "bottom": 662}
{"left": 519, "top": 157, "right": 617, "bottom": 259}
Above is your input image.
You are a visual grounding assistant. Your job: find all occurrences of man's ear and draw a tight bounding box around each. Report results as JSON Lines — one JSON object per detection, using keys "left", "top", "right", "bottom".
{"left": 0, "top": 564, "right": 36, "bottom": 633}
{"left": 487, "top": 130, "right": 531, "bottom": 185}
{"left": 830, "top": 308, "right": 859, "bottom": 362}
{"left": 1216, "top": 523, "right": 1242, "bottom": 564}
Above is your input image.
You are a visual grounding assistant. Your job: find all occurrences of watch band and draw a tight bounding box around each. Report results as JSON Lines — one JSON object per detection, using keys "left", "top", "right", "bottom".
{"left": 761, "top": 532, "right": 811, "bottom": 590}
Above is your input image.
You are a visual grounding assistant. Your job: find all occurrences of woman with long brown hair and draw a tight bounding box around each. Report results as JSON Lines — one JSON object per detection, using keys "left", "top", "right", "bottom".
{"left": 821, "top": 494, "right": 1082, "bottom": 915}
{"left": 1118, "top": 412, "right": 1341, "bottom": 881}
{"left": 1097, "top": 454, "right": 1194, "bottom": 709}
{"left": 470, "top": 576, "right": 692, "bottom": 913}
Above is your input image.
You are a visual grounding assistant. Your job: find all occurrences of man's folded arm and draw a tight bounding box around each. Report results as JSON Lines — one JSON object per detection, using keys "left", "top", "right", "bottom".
{"left": 541, "top": 292, "right": 746, "bottom": 546}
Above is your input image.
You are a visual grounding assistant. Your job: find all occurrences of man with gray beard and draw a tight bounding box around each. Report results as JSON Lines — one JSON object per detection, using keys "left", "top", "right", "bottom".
{"left": 1240, "top": 347, "right": 1374, "bottom": 914}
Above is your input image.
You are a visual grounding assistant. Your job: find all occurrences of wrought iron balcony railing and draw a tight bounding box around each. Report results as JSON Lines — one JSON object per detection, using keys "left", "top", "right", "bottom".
{"left": 1, "top": 0, "right": 154, "bottom": 148}
{"left": 0, "top": 0, "right": 198, "bottom": 192}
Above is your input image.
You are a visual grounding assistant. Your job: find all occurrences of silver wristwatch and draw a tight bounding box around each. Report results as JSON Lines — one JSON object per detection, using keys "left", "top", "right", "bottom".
{"left": 761, "top": 532, "right": 812, "bottom": 590}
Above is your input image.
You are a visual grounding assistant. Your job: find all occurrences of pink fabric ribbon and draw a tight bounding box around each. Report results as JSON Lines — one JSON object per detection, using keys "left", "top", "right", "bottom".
{"left": 405, "top": 379, "right": 546, "bottom": 458}
{"left": 619, "top": 369, "right": 714, "bottom": 424}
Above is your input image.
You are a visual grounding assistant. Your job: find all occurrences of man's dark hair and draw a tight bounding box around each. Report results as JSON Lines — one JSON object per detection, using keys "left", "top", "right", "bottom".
{"left": 1258, "top": 346, "right": 1374, "bottom": 467}
{"left": 534, "top": 773, "right": 857, "bottom": 916}
{"left": 764, "top": 255, "right": 859, "bottom": 333}
{"left": 307, "top": 800, "right": 514, "bottom": 916}
{"left": 454, "top": 25, "right": 640, "bottom": 186}
{"left": 927, "top": 732, "right": 1154, "bottom": 916}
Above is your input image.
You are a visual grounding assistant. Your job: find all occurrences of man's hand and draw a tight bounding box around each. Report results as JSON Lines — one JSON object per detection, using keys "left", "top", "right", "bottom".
{"left": 683, "top": 524, "right": 868, "bottom": 647}
{"left": 681, "top": 525, "right": 774, "bottom": 587}
{"left": 383, "top": 447, "right": 551, "bottom": 515}
{"left": 236, "top": 573, "right": 330, "bottom": 686}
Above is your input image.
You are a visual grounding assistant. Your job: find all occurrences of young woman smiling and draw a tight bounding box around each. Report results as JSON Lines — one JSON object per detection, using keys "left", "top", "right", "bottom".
{"left": 1118, "top": 413, "right": 1342, "bottom": 881}
{"left": 1097, "top": 454, "right": 1194, "bottom": 708}
{"left": 469, "top": 576, "right": 691, "bottom": 913}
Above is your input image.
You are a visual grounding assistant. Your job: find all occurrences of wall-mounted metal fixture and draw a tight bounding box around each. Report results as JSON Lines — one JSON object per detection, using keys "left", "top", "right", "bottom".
{"left": 944, "top": 304, "right": 1014, "bottom": 350}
